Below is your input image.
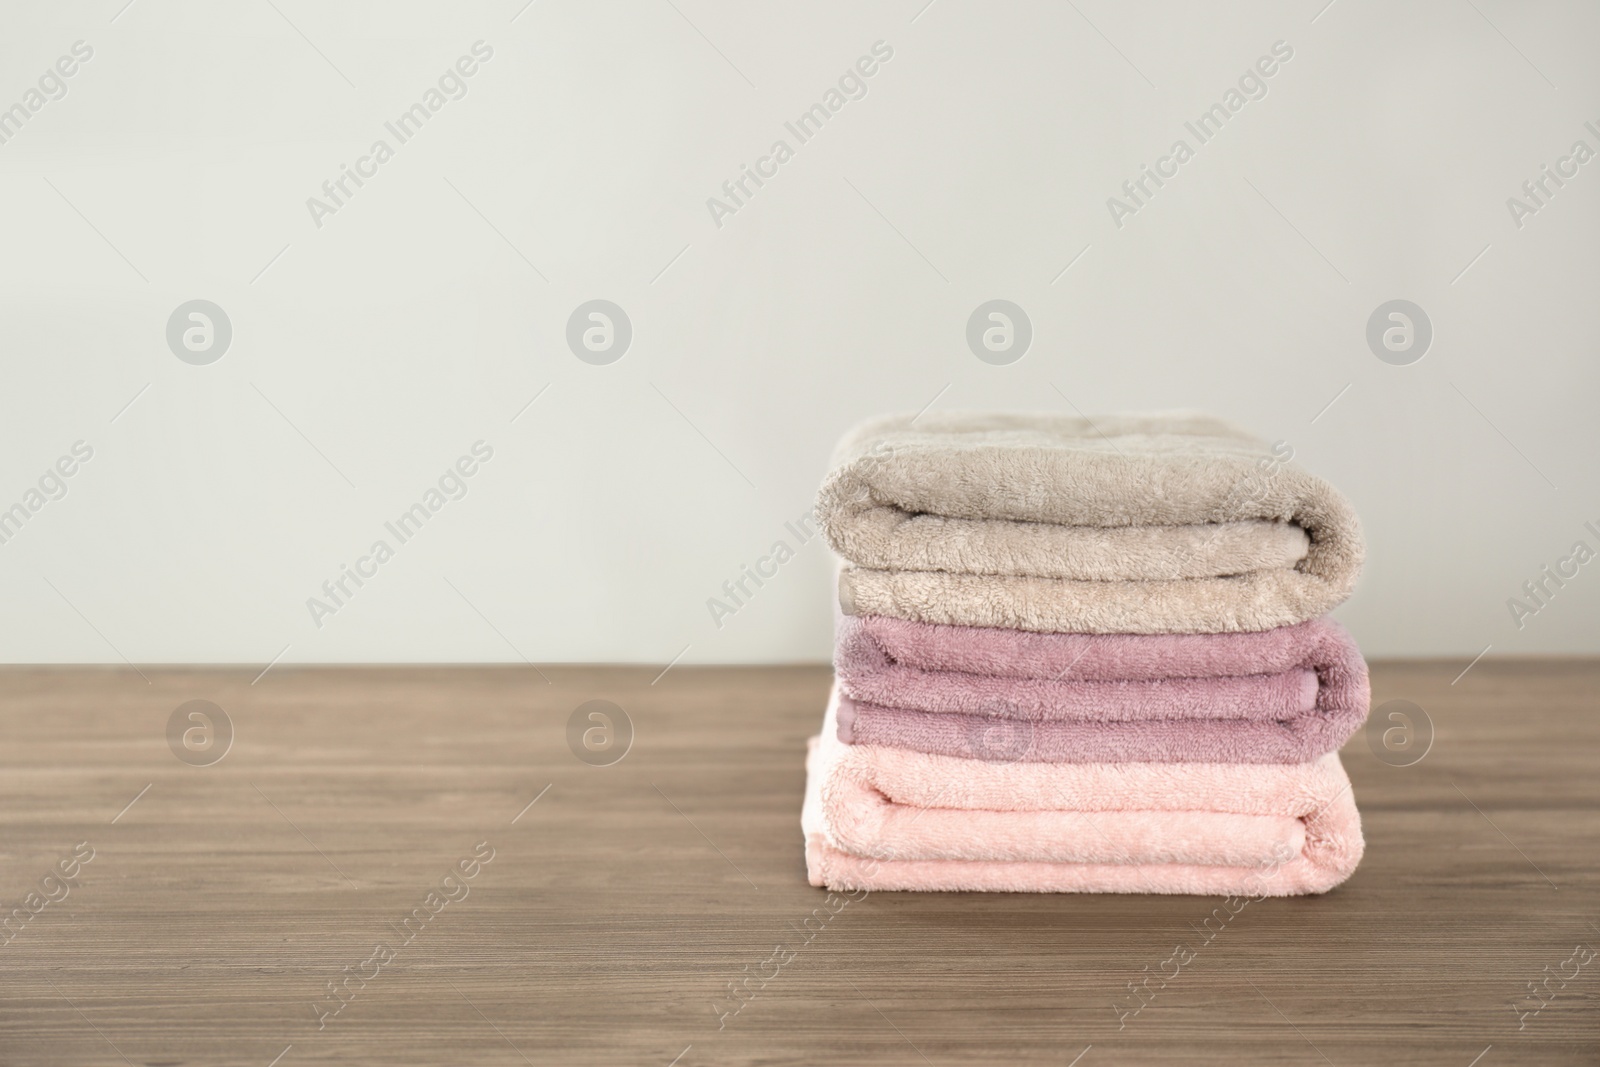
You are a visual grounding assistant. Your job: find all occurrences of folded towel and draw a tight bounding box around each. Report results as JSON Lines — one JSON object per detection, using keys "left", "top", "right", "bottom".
{"left": 803, "top": 691, "right": 1364, "bottom": 894}
{"left": 835, "top": 614, "right": 1369, "bottom": 763}
{"left": 816, "top": 411, "right": 1363, "bottom": 634}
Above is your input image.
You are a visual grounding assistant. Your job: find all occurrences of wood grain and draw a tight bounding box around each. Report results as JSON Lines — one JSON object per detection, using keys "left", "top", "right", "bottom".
{"left": 0, "top": 660, "right": 1596, "bottom": 1066}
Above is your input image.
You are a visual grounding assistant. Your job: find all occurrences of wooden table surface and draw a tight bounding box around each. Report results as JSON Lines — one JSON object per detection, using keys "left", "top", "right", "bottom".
{"left": 0, "top": 660, "right": 1596, "bottom": 1066}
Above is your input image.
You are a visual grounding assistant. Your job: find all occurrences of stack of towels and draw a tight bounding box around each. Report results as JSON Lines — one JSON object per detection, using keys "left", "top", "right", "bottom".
{"left": 802, "top": 412, "right": 1369, "bottom": 895}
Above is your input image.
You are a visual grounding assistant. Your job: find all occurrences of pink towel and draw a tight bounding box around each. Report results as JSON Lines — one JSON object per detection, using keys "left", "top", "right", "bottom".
{"left": 835, "top": 614, "right": 1368, "bottom": 764}
{"left": 804, "top": 691, "right": 1364, "bottom": 894}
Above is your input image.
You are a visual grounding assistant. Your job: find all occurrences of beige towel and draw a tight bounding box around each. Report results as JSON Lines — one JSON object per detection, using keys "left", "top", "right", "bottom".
{"left": 816, "top": 411, "right": 1362, "bottom": 634}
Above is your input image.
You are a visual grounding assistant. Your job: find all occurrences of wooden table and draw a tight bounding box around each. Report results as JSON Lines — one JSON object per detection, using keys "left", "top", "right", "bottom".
{"left": 1, "top": 661, "right": 1595, "bottom": 1066}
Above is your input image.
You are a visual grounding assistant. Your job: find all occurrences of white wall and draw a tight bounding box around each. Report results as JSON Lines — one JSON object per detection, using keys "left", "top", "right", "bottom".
{"left": 1, "top": 0, "right": 1596, "bottom": 666}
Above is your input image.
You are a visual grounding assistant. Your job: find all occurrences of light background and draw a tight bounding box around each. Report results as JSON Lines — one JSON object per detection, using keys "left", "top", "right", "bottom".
{"left": 1, "top": 0, "right": 1596, "bottom": 667}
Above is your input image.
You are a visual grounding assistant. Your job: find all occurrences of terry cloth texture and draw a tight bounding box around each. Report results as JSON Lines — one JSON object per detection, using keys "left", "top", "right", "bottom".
{"left": 816, "top": 411, "right": 1363, "bottom": 634}
{"left": 803, "top": 691, "right": 1364, "bottom": 895}
{"left": 834, "top": 614, "right": 1369, "bottom": 763}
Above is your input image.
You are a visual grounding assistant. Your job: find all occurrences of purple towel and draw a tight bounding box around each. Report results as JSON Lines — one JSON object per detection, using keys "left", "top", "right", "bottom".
{"left": 835, "top": 614, "right": 1369, "bottom": 764}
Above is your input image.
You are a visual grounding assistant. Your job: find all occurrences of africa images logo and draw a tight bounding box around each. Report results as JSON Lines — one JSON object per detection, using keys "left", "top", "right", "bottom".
{"left": 1105, "top": 40, "right": 1294, "bottom": 229}
{"left": 305, "top": 42, "right": 494, "bottom": 229}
